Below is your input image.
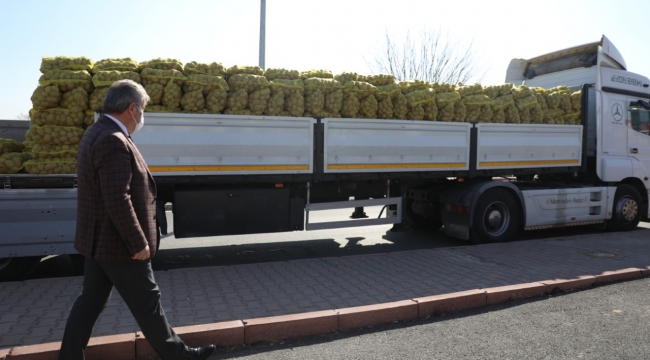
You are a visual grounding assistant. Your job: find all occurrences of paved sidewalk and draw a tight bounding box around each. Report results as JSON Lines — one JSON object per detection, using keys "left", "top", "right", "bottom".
{"left": 1, "top": 229, "right": 650, "bottom": 351}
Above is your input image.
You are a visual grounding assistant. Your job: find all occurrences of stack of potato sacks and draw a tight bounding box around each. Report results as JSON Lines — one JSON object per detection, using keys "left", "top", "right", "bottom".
{"left": 0, "top": 138, "right": 29, "bottom": 174}
{"left": 26, "top": 56, "right": 95, "bottom": 174}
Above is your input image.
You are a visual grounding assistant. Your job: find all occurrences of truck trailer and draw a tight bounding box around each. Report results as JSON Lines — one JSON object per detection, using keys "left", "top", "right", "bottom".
{"left": 1, "top": 36, "right": 649, "bottom": 281}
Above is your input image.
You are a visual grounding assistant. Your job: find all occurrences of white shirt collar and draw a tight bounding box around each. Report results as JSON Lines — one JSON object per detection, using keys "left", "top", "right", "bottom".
{"left": 104, "top": 114, "right": 130, "bottom": 137}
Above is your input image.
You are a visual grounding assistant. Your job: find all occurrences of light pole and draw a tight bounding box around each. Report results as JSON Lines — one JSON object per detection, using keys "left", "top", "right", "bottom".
{"left": 259, "top": 0, "right": 266, "bottom": 70}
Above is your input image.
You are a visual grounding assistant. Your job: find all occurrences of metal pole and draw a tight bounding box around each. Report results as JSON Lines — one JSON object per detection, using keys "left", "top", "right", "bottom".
{"left": 259, "top": 0, "right": 266, "bottom": 70}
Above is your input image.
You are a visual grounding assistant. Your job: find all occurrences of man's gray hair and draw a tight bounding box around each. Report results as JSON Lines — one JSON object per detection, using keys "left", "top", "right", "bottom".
{"left": 103, "top": 79, "right": 150, "bottom": 114}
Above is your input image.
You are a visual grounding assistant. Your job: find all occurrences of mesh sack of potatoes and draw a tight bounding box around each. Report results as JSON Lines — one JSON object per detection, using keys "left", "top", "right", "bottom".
{"left": 530, "top": 104, "right": 544, "bottom": 124}
{"left": 143, "top": 84, "right": 163, "bottom": 106}
{"left": 30, "top": 108, "right": 84, "bottom": 127}
{"left": 284, "top": 92, "right": 304, "bottom": 117}
{"left": 0, "top": 138, "right": 24, "bottom": 154}
{"left": 265, "top": 90, "right": 285, "bottom": 116}
{"left": 399, "top": 80, "right": 430, "bottom": 94}
{"left": 23, "top": 141, "right": 35, "bottom": 153}
{"left": 249, "top": 88, "right": 271, "bottom": 115}
{"left": 558, "top": 93, "right": 572, "bottom": 113}
{"left": 141, "top": 68, "right": 186, "bottom": 87}
{"left": 462, "top": 94, "right": 494, "bottom": 122}
{"left": 483, "top": 85, "right": 501, "bottom": 100}
{"left": 407, "top": 104, "right": 425, "bottom": 120}
{"left": 393, "top": 93, "right": 409, "bottom": 120}
{"left": 60, "top": 87, "right": 89, "bottom": 112}
{"left": 563, "top": 110, "right": 580, "bottom": 125}
{"left": 519, "top": 107, "right": 532, "bottom": 124}
{"left": 377, "top": 97, "right": 394, "bottom": 119}
{"left": 423, "top": 101, "right": 438, "bottom": 121}
{"left": 544, "top": 108, "right": 565, "bottom": 124}
{"left": 30, "top": 125, "right": 84, "bottom": 145}
{"left": 228, "top": 74, "right": 269, "bottom": 93}
{"left": 431, "top": 82, "right": 455, "bottom": 93}
{"left": 334, "top": 72, "right": 358, "bottom": 83}
{"left": 89, "top": 87, "right": 109, "bottom": 111}
{"left": 40, "top": 56, "right": 93, "bottom": 74}
{"left": 184, "top": 61, "right": 226, "bottom": 76}
{"left": 405, "top": 89, "right": 436, "bottom": 107}
{"left": 340, "top": 93, "right": 360, "bottom": 118}
{"left": 31, "top": 85, "right": 62, "bottom": 111}
{"left": 499, "top": 83, "right": 514, "bottom": 96}
{"left": 93, "top": 58, "right": 138, "bottom": 73}
{"left": 342, "top": 81, "right": 378, "bottom": 101}
{"left": 492, "top": 95, "right": 514, "bottom": 113}
{"left": 264, "top": 68, "right": 300, "bottom": 81}
{"left": 24, "top": 159, "right": 76, "bottom": 174}
{"left": 457, "top": 83, "right": 483, "bottom": 97}
{"left": 304, "top": 78, "right": 342, "bottom": 115}
{"left": 492, "top": 109, "right": 506, "bottom": 123}
{"left": 183, "top": 74, "right": 229, "bottom": 95}
{"left": 32, "top": 143, "right": 78, "bottom": 160}
{"left": 226, "top": 89, "right": 248, "bottom": 111}
{"left": 304, "top": 89, "right": 325, "bottom": 115}
{"left": 515, "top": 95, "right": 538, "bottom": 112}
{"left": 325, "top": 89, "right": 343, "bottom": 115}
{"left": 205, "top": 88, "right": 228, "bottom": 114}
{"left": 227, "top": 65, "right": 264, "bottom": 76}
{"left": 223, "top": 109, "right": 252, "bottom": 115}
{"left": 138, "top": 58, "right": 183, "bottom": 71}
{"left": 0, "top": 152, "right": 31, "bottom": 174}
{"left": 25, "top": 128, "right": 33, "bottom": 141}
{"left": 39, "top": 70, "right": 94, "bottom": 92}
{"left": 545, "top": 92, "right": 561, "bottom": 109}
{"left": 453, "top": 102, "right": 467, "bottom": 122}
{"left": 162, "top": 82, "right": 182, "bottom": 112}
{"left": 92, "top": 71, "right": 141, "bottom": 88}
{"left": 550, "top": 85, "right": 570, "bottom": 94}
{"left": 180, "top": 90, "right": 205, "bottom": 112}
{"left": 571, "top": 91, "right": 582, "bottom": 112}
{"left": 436, "top": 92, "right": 461, "bottom": 121}
{"left": 358, "top": 94, "right": 378, "bottom": 118}
{"left": 300, "top": 69, "right": 333, "bottom": 79}
{"left": 84, "top": 110, "right": 95, "bottom": 128}
{"left": 376, "top": 83, "right": 401, "bottom": 101}
{"left": 534, "top": 92, "right": 549, "bottom": 113}
{"left": 269, "top": 79, "right": 304, "bottom": 97}
{"left": 145, "top": 105, "right": 173, "bottom": 113}
{"left": 364, "top": 74, "right": 395, "bottom": 87}
{"left": 511, "top": 86, "right": 532, "bottom": 100}
{"left": 505, "top": 103, "right": 521, "bottom": 123}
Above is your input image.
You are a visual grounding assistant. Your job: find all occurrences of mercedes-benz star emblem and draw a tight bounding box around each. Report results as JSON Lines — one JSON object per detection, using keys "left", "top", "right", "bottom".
{"left": 612, "top": 103, "right": 623, "bottom": 121}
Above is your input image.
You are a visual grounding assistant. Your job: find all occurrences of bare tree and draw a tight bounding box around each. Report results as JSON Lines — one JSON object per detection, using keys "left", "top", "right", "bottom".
{"left": 16, "top": 112, "right": 30, "bottom": 121}
{"left": 367, "top": 28, "right": 486, "bottom": 85}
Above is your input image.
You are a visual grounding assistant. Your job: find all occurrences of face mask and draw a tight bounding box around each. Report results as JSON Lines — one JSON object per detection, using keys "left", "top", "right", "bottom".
{"left": 131, "top": 106, "right": 145, "bottom": 134}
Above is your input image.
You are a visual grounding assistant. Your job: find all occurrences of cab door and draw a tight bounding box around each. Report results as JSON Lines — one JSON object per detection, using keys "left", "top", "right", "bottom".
{"left": 626, "top": 98, "right": 650, "bottom": 192}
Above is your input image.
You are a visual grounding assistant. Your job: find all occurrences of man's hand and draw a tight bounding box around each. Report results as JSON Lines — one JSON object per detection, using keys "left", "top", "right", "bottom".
{"left": 131, "top": 245, "right": 150, "bottom": 260}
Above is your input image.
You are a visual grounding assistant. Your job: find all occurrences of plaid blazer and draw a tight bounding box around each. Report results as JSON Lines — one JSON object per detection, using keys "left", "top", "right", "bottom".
{"left": 75, "top": 116, "right": 158, "bottom": 261}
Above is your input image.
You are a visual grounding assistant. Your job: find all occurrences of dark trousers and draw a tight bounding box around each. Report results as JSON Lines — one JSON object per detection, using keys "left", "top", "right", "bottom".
{"left": 59, "top": 258, "right": 185, "bottom": 360}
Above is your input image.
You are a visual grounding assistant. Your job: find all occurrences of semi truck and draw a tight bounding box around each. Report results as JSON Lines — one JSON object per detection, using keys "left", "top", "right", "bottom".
{"left": 1, "top": 35, "right": 649, "bottom": 281}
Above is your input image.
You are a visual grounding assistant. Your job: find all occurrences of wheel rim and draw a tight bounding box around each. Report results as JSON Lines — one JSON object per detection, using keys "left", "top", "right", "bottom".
{"left": 482, "top": 201, "right": 510, "bottom": 237}
{"left": 615, "top": 195, "right": 638, "bottom": 224}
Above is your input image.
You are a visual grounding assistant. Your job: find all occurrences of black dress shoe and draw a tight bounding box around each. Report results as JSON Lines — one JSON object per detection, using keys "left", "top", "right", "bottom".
{"left": 179, "top": 344, "right": 216, "bottom": 360}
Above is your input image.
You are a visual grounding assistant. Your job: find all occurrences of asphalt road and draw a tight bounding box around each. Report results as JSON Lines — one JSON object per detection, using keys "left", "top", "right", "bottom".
{"left": 26, "top": 208, "right": 618, "bottom": 281}
{"left": 210, "top": 278, "right": 650, "bottom": 360}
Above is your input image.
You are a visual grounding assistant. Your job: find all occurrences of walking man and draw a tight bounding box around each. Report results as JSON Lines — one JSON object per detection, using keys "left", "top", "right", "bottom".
{"left": 59, "top": 80, "right": 215, "bottom": 360}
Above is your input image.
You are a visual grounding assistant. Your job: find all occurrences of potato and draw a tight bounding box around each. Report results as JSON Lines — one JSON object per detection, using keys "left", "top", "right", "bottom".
{"left": 571, "top": 91, "right": 582, "bottom": 112}
{"left": 183, "top": 74, "right": 229, "bottom": 95}
{"left": 24, "top": 159, "right": 77, "bottom": 174}
{"left": 305, "top": 89, "right": 325, "bottom": 114}
{"left": 340, "top": 93, "right": 360, "bottom": 118}
{"left": 558, "top": 93, "right": 572, "bottom": 113}
{"left": 30, "top": 108, "right": 84, "bottom": 127}
{"left": 89, "top": 87, "right": 109, "bottom": 111}
{"left": 265, "top": 90, "right": 285, "bottom": 116}
{"left": 144, "top": 105, "right": 172, "bottom": 113}
{"left": 530, "top": 104, "right": 544, "bottom": 124}
{"left": 84, "top": 110, "right": 95, "bottom": 128}
{"left": 25, "top": 129, "right": 33, "bottom": 141}
{"left": 184, "top": 61, "right": 226, "bottom": 76}
{"left": 483, "top": 85, "right": 501, "bottom": 100}
{"left": 324, "top": 89, "right": 343, "bottom": 115}
{"left": 138, "top": 58, "right": 183, "bottom": 71}
{"left": 359, "top": 95, "right": 378, "bottom": 119}
{"left": 453, "top": 102, "right": 467, "bottom": 122}
{"left": 515, "top": 95, "right": 538, "bottom": 110}
{"left": 60, "top": 88, "right": 89, "bottom": 112}
{"left": 0, "top": 152, "right": 31, "bottom": 174}
{"left": 141, "top": 68, "right": 186, "bottom": 87}
{"left": 162, "top": 82, "right": 182, "bottom": 111}
{"left": 499, "top": 83, "right": 514, "bottom": 96}
{"left": 92, "top": 71, "right": 141, "bottom": 88}
{"left": 423, "top": 101, "right": 438, "bottom": 121}
{"left": 435, "top": 92, "right": 461, "bottom": 106}
{"left": 304, "top": 78, "right": 342, "bottom": 96}
{"left": 405, "top": 89, "right": 436, "bottom": 107}
{"left": 40, "top": 56, "right": 93, "bottom": 74}
{"left": 300, "top": 69, "right": 333, "bottom": 79}
{"left": 376, "top": 83, "right": 400, "bottom": 101}
{"left": 492, "top": 109, "right": 506, "bottom": 123}
{"left": 479, "top": 104, "right": 494, "bottom": 123}
{"left": 342, "top": 81, "right": 377, "bottom": 100}
{"left": 377, "top": 97, "right": 393, "bottom": 119}
{"left": 535, "top": 93, "right": 549, "bottom": 112}
{"left": 39, "top": 70, "right": 93, "bottom": 92}
{"left": 223, "top": 109, "right": 252, "bottom": 115}
{"left": 93, "top": 58, "right": 138, "bottom": 72}
{"left": 180, "top": 90, "right": 205, "bottom": 112}
{"left": 31, "top": 85, "right": 61, "bottom": 111}
{"left": 284, "top": 92, "right": 304, "bottom": 117}
{"left": 505, "top": 103, "right": 520, "bottom": 123}
{"left": 23, "top": 141, "right": 35, "bottom": 153}
{"left": 519, "top": 107, "right": 531, "bottom": 124}
{"left": 492, "top": 95, "right": 514, "bottom": 112}
{"left": 437, "top": 102, "right": 454, "bottom": 121}
{"left": 393, "top": 93, "right": 408, "bottom": 120}
{"left": 0, "top": 139, "right": 24, "bottom": 155}
{"left": 407, "top": 104, "right": 424, "bottom": 120}
{"left": 206, "top": 88, "right": 228, "bottom": 114}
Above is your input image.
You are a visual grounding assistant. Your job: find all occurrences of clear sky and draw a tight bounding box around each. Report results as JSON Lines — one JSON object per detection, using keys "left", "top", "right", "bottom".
{"left": 0, "top": 0, "right": 648, "bottom": 120}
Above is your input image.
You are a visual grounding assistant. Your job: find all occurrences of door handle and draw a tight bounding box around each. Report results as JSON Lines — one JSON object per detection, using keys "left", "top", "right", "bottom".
{"left": 631, "top": 148, "right": 639, "bottom": 154}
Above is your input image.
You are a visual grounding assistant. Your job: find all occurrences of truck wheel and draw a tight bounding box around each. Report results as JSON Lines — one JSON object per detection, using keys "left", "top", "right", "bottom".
{"left": 470, "top": 188, "right": 520, "bottom": 244}
{"left": 0, "top": 256, "right": 41, "bottom": 282}
{"left": 606, "top": 184, "right": 642, "bottom": 231}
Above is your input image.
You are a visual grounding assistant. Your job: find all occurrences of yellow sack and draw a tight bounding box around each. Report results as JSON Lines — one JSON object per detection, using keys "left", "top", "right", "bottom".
{"left": 139, "top": 58, "right": 183, "bottom": 71}
{"left": 0, "top": 139, "right": 25, "bottom": 155}
{"left": 264, "top": 68, "right": 300, "bottom": 81}
{"left": 92, "top": 71, "right": 141, "bottom": 88}
{"left": 93, "top": 58, "right": 138, "bottom": 73}
{"left": 89, "top": 88, "right": 109, "bottom": 111}
{"left": 24, "top": 159, "right": 77, "bottom": 174}
{"left": 184, "top": 61, "right": 226, "bottom": 76}
{"left": 398, "top": 80, "right": 429, "bottom": 94}
{"left": 30, "top": 108, "right": 84, "bottom": 127}
{"left": 227, "top": 65, "right": 264, "bottom": 76}
{"left": 32, "top": 143, "right": 78, "bottom": 160}
{"left": 228, "top": 74, "right": 269, "bottom": 93}
{"left": 0, "top": 152, "right": 31, "bottom": 174}
{"left": 40, "top": 56, "right": 93, "bottom": 74}
{"left": 39, "top": 70, "right": 93, "bottom": 93}
{"left": 183, "top": 74, "right": 229, "bottom": 95}
{"left": 300, "top": 69, "right": 333, "bottom": 79}
{"left": 60, "top": 88, "right": 89, "bottom": 112}
{"left": 141, "top": 68, "right": 186, "bottom": 87}
{"left": 30, "top": 124, "right": 85, "bottom": 145}
{"left": 31, "top": 85, "right": 61, "bottom": 111}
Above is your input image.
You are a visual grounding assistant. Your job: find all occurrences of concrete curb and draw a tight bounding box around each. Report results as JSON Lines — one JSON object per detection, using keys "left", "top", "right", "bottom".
{"left": 2, "top": 267, "right": 648, "bottom": 359}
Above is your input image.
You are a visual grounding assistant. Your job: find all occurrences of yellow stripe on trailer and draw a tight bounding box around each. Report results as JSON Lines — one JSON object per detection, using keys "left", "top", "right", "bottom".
{"left": 479, "top": 159, "right": 579, "bottom": 167}
{"left": 149, "top": 165, "right": 310, "bottom": 172}
{"left": 327, "top": 163, "right": 466, "bottom": 170}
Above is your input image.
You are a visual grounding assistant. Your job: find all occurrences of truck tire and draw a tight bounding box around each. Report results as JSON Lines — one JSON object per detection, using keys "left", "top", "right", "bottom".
{"left": 0, "top": 256, "right": 41, "bottom": 282}
{"left": 470, "top": 188, "right": 521, "bottom": 244}
{"left": 606, "top": 184, "right": 642, "bottom": 231}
